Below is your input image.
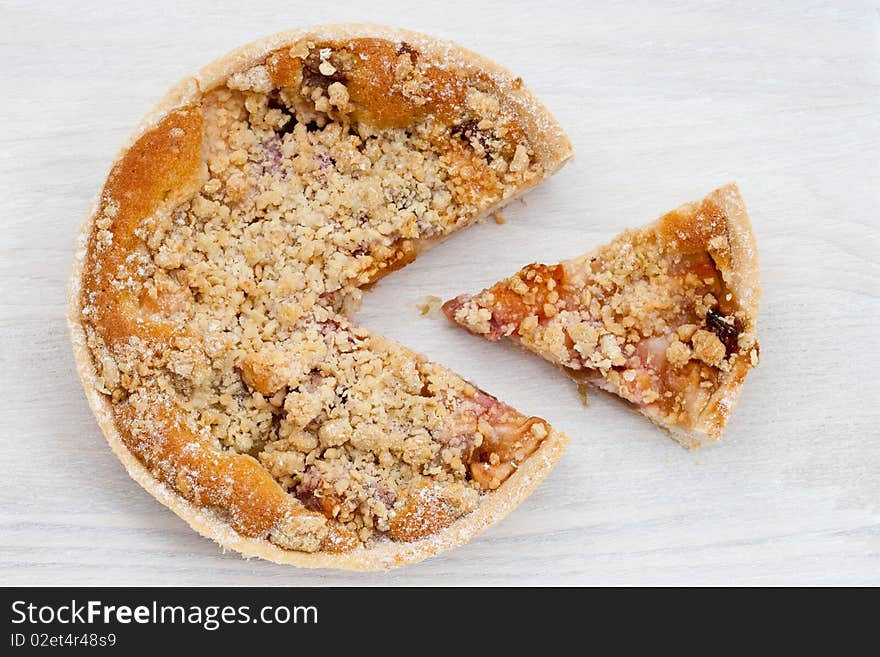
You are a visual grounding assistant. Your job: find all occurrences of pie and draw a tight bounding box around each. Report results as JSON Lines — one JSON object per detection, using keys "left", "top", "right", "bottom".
{"left": 444, "top": 184, "right": 760, "bottom": 448}
{"left": 68, "top": 25, "right": 573, "bottom": 569}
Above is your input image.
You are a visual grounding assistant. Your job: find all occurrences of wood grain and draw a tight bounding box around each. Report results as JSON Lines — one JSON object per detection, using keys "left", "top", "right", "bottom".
{"left": 1, "top": 0, "right": 877, "bottom": 585}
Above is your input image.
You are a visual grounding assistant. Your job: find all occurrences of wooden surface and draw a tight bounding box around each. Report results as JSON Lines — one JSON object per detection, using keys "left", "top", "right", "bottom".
{"left": 1, "top": 0, "right": 878, "bottom": 586}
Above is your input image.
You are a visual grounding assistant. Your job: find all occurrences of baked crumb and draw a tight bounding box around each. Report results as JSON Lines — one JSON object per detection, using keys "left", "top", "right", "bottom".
{"left": 418, "top": 295, "right": 444, "bottom": 318}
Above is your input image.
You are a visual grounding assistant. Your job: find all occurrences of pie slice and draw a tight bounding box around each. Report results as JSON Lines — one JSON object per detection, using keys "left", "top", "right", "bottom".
{"left": 444, "top": 184, "right": 760, "bottom": 448}
{"left": 69, "top": 25, "right": 572, "bottom": 569}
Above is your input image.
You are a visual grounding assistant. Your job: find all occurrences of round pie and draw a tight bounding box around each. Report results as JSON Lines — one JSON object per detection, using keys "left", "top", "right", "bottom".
{"left": 68, "top": 25, "right": 572, "bottom": 569}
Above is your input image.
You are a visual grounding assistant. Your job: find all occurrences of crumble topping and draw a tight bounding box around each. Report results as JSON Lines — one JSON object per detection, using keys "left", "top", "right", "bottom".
{"left": 80, "top": 37, "right": 567, "bottom": 551}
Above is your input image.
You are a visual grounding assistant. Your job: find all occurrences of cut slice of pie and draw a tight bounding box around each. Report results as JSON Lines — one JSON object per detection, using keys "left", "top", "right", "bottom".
{"left": 444, "top": 184, "right": 760, "bottom": 448}
{"left": 69, "top": 25, "right": 573, "bottom": 569}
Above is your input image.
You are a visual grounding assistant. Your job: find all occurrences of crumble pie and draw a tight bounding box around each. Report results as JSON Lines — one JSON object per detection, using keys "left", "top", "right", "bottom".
{"left": 70, "top": 26, "right": 572, "bottom": 569}
{"left": 444, "top": 184, "right": 760, "bottom": 447}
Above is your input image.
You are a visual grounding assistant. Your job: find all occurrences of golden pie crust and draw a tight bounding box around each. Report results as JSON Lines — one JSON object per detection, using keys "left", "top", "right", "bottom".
{"left": 68, "top": 25, "right": 572, "bottom": 569}
{"left": 444, "top": 184, "right": 760, "bottom": 448}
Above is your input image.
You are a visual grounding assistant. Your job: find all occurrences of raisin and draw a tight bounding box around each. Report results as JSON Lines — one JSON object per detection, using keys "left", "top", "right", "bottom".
{"left": 267, "top": 93, "right": 296, "bottom": 136}
{"left": 397, "top": 41, "right": 419, "bottom": 60}
{"left": 451, "top": 118, "right": 491, "bottom": 151}
{"left": 451, "top": 118, "right": 478, "bottom": 139}
{"left": 302, "top": 50, "right": 347, "bottom": 86}
{"left": 274, "top": 117, "right": 296, "bottom": 137}
{"left": 266, "top": 92, "right": 285, "bottom": 111}
{"left": 706, "top": 307, "right": 741, "bottom": 356}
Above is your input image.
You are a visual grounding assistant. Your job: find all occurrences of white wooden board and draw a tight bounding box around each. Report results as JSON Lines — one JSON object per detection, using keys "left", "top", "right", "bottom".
{"left": 1, "top": 0, "right": 878, "bottom": 585}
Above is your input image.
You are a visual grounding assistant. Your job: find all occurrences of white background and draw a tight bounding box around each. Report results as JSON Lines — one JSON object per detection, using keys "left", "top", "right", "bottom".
{"left": 1, "top": 1, "right": 878, "bottom": 585}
